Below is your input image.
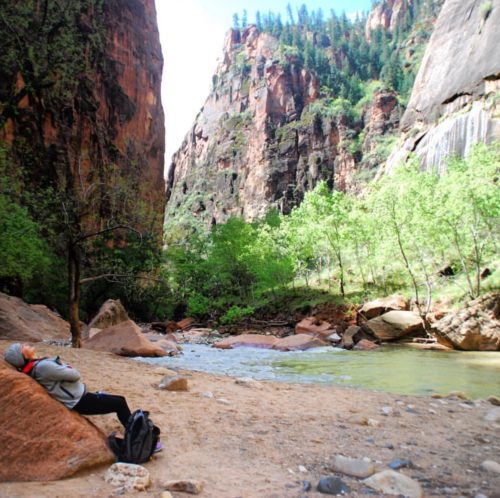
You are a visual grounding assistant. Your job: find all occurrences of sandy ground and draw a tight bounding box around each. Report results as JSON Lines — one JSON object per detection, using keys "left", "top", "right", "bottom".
{"left": 1, "top": 342, "right": 499, "bottom": 498}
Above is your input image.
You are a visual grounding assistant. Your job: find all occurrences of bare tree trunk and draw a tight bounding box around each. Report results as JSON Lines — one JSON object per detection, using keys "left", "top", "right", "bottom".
{"left": 68, "top": 242, "right": 82, "bottom": 348}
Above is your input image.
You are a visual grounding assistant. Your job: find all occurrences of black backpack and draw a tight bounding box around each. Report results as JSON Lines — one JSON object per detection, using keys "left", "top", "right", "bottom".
{"left": 108, "top": 409, "right": 161, "bottom": 464}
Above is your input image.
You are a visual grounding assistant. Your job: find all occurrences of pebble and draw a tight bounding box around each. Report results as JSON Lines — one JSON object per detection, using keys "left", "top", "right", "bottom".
{"left": 163, "top": 479, "right": 204, "bottom": 495}
{"left": 381, "top": 406, "right": 393, "bottom": 416}
{"left": 480, "top": 460, "right": 500, "bottom": 474}
{"left": 317, "top": 476, "right": 350, "bottom": 495}
{"left": 475, "top": 494, "right": 489, "bottom": 498}
{"left": 366, "top": 437, "right": 375, "bottom": 444}
{"left": 201, "top": 391, "right": 214, "bottom": 398}
{"left": 363, "top": 470, "right": 423, "bottom": 498}
{"left": 484, "top": 407, "right": 500, "bottom": 423}
{"left": 405, "top": 406, "right": 419, "bottom": 414}
{"left": 389, "top": 458, "right": 412, "bottom": 470}
{"left": 428, "top": 408, "right": 437, "bottom": 414}
{"left": 104, "top": 463, "right": 150, "bottom": 492}
{"left": 487, "top": 395, "right": 500, "bottom": 406}
{"left": 217, "top": 398, "right": 231, "bottom": 405}
{"left": 158, "top": 376, "right": 189, "bottom": 391}
{"left": 298, "top": 465, "right": 308, "bottom": 473}
{"left": 160, "top": 493, "right": 173, "bottom": 498}
{"left": 302, "top": 480, "right": 312, "bottom": 492}
{"left": 385, "top": 443, "right": 394, "bottom": 450}
{"left": 367, "top": 418, "right": 380, "bottom": 427}
{"left": 331, "top": 455, "right": 375, "bottom": 478}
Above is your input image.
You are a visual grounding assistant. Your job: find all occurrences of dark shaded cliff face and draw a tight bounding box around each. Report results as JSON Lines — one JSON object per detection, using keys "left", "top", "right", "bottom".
{"left": 0, "top": 0, "right": 165, "bottom": 237}
{"left": 386, "top": 0, "right": 500, "bottom": 172}
{"left": 166, "top": 26, "right": 401, "bottom": 227}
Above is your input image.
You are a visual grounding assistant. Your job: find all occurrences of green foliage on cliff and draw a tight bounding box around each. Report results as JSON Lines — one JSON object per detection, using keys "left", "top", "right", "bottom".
{"left": 234, "top": 0, "right": 438, "bottom": 104}
{"left": 164, "top": 144, "right": 499, "bottom": 322}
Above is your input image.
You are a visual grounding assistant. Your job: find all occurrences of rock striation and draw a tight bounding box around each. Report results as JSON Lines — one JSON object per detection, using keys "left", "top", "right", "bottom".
{"left": 432, "top": 293, "right": 500, "bottom": 350}
{"left": 0, "top": 359, "right": 114, "bottom": 481}
{"left": 385, "top": 0, "right": 500, "bottom": 172}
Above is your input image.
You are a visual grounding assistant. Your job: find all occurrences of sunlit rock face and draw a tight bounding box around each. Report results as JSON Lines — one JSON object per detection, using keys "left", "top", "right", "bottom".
{"left": 365, "top": 0, "right": 410, "bottom": 40}
{"left": 165, "top": 26, "right": 401, "bottom": 227}
{"left": 385, "top": 0, "right": 500, "bottom": 173}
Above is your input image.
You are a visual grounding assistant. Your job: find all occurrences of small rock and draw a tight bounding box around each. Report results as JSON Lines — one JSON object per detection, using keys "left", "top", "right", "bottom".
{"left": 201, "top": 391, "right": 214, "bottom": 398}
{"left": 158, "top": 375, "right": 189, "bottom": 391}
{"left": 298, "top": 465, "right": 308, "bottom": 473}
{"left": 480, "top": 460, "right": 500, "bottom": 474}
{"left": 389, "top": 459, "right": 412, "bottom": 470}
{"left": 428, "top": 408, "right": 437, "bottom": 414}
{"left": 163, "top": 479, "right": 204, "bottom": 495}
{"left": 405, "top": 406, "right": 419, "bottom": 414}
{"left": 327, "top": 332, "right": 341, "bottom": 343}
{"left": 104, "top": 463, "right": 151, "bottom": 492}
{"left": 331, "top": 455, "right": 375, "bottom": 478}
{"left": 302, "top": 480, "right": 312, "bottom": 492}
{"left": 363, "top": 470, "right": 423, "bottom": 498}
{"left": 160, "top": 493, "right": 174, "bottom": 498}
{"left": 367, "top": 418, "right": 380, "bottom": 427}
{"left": 447, "top": 391, "right": 469, "bottom": 400}
{"left": 366, "top": 437, "right": 375, "bottom": 444}
{"left": 386, "top": 443, "right": 394, "bottom": 450}
{"left": 381, "top": 406, "right": 393, "bottom": 416}
{"left": 484, "top": 407, "right": 500, "bottom": 423}
{"left": 217, "top": 398, "right": 230, "bottom": 405}
{"left": 317, "top": 476, "right": 350, "bottom": 495}
{"left": 487, "top": 395, "right": 500, "bottom": 406}
{"left": 474, "top": 494, "right": 489, "bottom": 498}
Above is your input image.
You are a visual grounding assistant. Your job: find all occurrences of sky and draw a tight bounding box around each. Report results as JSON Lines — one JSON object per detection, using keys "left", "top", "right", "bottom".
{"left": 155, "top": 0, "right": 374, "bottom": 169}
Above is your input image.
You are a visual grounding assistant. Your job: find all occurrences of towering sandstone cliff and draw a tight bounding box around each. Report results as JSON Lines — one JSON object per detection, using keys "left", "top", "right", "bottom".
{"left": 166, "top": 26, "right": 401, "bottom": 226}
{"left": 385, "top": 0, "right": 500, "bottom": 172}
{"left": 0, "top": 0, "right": 165, "bottom": 236}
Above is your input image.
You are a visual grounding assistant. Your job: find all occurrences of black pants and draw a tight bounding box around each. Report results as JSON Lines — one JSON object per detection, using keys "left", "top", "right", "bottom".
{"left": 73, "top": 392, "right": 131, "bottom": 428}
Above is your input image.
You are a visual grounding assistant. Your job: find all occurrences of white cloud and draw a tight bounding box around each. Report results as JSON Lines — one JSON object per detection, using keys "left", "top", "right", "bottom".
{"left": 156, "top": 1, "right": 227, "bottom": 171}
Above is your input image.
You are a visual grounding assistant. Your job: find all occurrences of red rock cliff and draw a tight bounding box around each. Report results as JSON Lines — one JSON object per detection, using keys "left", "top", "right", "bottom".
{"left": 0, "top": 0, "right": 165, "bottom": 237}
{"left": 165, "top": 26, "right": 401, "bottom": 227}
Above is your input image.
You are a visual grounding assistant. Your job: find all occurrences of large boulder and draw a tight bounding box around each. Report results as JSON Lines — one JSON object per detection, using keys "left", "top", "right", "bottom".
{"left": 359, "top": 295, "right": 409, "bottom": 320}
{"left": 214, "top": 334, "right": 278, "bottom": 349}
{"left": 295, "top": 317, "right": 335, "bottom": 338}
{"left": 0, "top": 292, "right": 70, "bottom": 342}
{"left": 83, "top": 320, "right": 166, "bottom": 357}
{"left": 432, "top": 293, "right": 500, "bottom": 351}
{"left": 274, "top": 334, "right": 328, "bottom": 351}
{"left": 86, "top": 299, "right": 129, "bottom": 336}
{"left": 0, "top": 359, "right": 113, "bottom": 481}
{"left": 364, "top": 311, "right": 425, "bottom": 342}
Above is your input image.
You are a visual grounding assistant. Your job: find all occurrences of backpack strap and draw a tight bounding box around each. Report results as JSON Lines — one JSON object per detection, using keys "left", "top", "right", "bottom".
{"left": 21, "top": 360, "right": 37, "bottom": 376}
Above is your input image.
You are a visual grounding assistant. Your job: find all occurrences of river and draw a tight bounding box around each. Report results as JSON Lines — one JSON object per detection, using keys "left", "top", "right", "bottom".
{"left": 138, "top": 344, "right": 500, "bottom": 400}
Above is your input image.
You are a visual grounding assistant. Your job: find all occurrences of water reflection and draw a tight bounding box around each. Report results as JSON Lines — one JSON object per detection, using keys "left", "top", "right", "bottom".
{"left": 138, "top": 344, "right": 500, "bottom": 399}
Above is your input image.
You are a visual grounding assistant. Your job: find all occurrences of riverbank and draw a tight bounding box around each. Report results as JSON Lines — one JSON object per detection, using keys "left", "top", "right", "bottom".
{"left": 1, "top": 342, "right": 499, "bottom": 498}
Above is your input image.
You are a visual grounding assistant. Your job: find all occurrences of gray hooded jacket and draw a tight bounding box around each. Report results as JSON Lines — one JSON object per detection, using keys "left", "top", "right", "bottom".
{"left": 31, "top": 357, "right": 86, "bottom": 409}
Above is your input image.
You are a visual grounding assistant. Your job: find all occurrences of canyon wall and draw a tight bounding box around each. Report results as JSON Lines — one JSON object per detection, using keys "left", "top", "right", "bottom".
{"left": 385, "top": 0, "right": 500, "bottom": 173}
{"left": 0, "top": 0, "right": 165, "bottom": 237}
{"left": 166, "top": 26, "right": 401, "bottom": 227}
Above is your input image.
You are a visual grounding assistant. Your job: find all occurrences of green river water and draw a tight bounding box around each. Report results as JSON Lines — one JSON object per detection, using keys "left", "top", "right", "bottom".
{"left": 141, "top": 344, "right": 500, "bottom": 400}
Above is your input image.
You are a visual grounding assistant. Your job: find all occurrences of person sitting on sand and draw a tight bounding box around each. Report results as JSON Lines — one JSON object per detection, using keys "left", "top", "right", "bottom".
{"left": 4, "top": 342, "right": 133, "bottom": 428}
